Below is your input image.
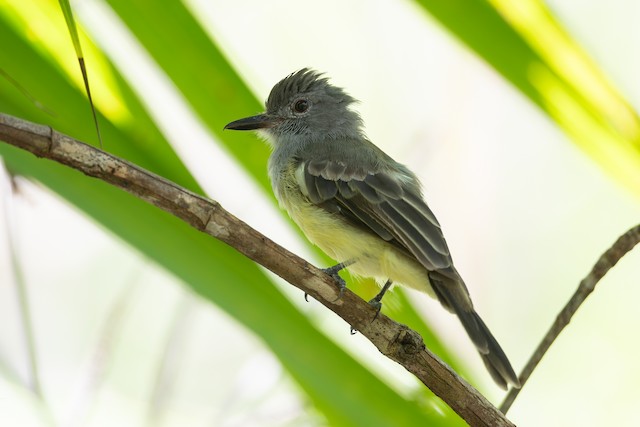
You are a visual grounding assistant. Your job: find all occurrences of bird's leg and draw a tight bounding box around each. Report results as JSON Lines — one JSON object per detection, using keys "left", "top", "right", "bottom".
{"left": 350, "top": 279, "right": 393, "bottom": 335}
{"left": 304, "top": 259, "right": 356, "bottom": 302}
{"left": 368, "top": 279, "right": 393, "bottom": 321}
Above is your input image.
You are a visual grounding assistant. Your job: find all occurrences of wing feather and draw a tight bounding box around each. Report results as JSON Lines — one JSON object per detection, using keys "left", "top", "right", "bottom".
{"left": 378, "top": 201, "right": 449, "bottom": 269}
{"left": 315, "top": 177, "right": 338, "bottom": 200}
{"left": 299, "top": 159, "right": 452, "bottom": 271}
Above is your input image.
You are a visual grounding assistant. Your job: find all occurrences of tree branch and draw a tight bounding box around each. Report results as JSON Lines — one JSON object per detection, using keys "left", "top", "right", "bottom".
{"left": 500, "top": 224, "right": 640, "bottom": 413}
{"left": 0, "top": 112, "right": 514, "bottom": 426}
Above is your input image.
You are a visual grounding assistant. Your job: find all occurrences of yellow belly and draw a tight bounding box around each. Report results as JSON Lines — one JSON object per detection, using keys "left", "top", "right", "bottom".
{"left": 283, "top": 195, "right": 435, "bottom": 298}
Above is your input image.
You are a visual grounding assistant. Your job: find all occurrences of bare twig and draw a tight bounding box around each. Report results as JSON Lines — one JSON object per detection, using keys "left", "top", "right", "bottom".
{"left": 0, "top": 112, "right": 514, "bottom": 426}
{"left": 500, "top": 224, "right": 640, "bottom": 413}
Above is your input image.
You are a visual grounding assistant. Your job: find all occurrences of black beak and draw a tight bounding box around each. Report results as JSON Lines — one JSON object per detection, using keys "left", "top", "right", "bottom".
{"left": 224, "top": 114, "right": 279, "bottom": 131}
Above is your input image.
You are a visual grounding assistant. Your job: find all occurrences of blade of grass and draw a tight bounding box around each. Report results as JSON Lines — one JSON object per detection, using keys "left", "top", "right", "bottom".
{"left": 57, "top": 0, "right": 103, "bottom": 147}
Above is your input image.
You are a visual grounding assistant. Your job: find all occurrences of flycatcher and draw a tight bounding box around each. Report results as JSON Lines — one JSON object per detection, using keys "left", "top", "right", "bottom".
{"left": 225, "top": 69, "right": 519, "bottom": 389}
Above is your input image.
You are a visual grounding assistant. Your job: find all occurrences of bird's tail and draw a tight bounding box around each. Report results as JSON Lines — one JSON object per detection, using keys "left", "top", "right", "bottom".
{"left": 429, "top": 271, "right": 520, "bottom": 390}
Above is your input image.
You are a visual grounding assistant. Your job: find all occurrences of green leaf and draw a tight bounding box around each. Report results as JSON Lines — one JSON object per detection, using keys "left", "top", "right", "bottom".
{"left": 105, "top": 0, "right": 272, "bottom": 190}
{"left": 413, "top": 0, "right": 640, "bottom": 193}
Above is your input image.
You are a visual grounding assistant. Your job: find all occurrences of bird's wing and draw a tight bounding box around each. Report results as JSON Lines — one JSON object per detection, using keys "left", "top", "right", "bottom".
{"left": 296, "top": 158, "right": 453, "bottom": 273}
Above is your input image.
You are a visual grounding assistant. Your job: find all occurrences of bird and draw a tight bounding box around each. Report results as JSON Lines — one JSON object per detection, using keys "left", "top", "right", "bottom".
{"left": 224, "top": 68, "right": 520, "bottom": 389}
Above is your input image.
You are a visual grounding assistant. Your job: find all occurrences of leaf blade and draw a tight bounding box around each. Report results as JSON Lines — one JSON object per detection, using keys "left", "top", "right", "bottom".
{"left": 413, "top": 0, "right": 640, "bottom": 192}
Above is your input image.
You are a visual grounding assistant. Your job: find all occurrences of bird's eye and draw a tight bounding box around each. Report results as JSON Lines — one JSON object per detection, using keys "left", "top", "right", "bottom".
{"left": 293, "top": 99, "right": 309, "bottom": 114}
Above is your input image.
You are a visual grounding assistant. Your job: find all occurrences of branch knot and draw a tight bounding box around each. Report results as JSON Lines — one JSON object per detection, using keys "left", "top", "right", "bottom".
{"left": 389, "top": 327, "right": 425, "bottom": 358}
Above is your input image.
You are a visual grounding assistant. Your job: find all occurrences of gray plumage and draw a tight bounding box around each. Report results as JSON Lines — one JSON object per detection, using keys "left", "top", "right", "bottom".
{"left": 225, "top": 68, "right": 520, "bottom": 389}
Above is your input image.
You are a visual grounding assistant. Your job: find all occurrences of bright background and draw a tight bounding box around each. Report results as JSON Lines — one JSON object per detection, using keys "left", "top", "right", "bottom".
{"left": 1, "top": 0, "right": 640, "bottom": 426}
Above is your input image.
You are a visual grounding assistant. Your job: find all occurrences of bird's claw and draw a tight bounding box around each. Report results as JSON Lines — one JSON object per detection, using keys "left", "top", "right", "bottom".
{"left": 348, "top": 299, "right": 382, "bottom": 335}
{"left": 367, "top": 298, "right": 383, "bottom": 322}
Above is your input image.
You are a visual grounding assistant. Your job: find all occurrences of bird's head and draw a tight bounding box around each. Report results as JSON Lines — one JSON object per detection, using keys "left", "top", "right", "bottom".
{"left": 225, "top": 69, "right": 363, "bottom": 144}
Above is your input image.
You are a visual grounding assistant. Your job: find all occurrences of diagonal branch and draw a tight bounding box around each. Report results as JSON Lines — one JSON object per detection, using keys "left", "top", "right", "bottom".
{"left": 0, "top": 112, "right": 514, "bottom": 426}
{"left": 500, "top": 224, "right": 640, "bottom": 413}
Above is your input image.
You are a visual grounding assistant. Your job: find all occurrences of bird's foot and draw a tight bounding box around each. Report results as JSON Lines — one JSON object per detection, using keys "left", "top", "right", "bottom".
{"left": 321, "top": 260, "right": 355, "bottom": 301}
{"left": 321, "top": 264, "right": 348, "bottom": 301}
{"left": 305, "top": 261, "right": 354, "bottom": 303}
